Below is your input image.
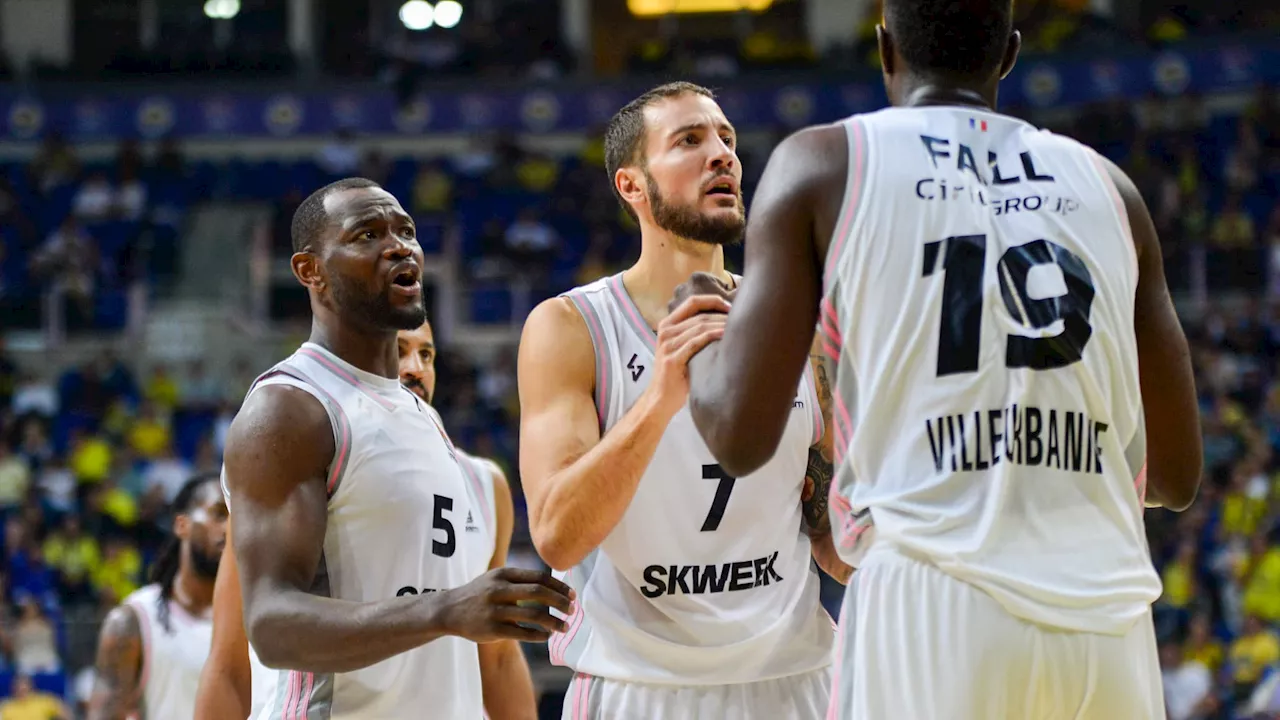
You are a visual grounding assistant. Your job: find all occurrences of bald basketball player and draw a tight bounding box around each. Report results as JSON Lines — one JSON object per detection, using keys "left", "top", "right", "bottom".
{"left": 195, "top": 317, "right": 537, "bottom": 720}
{"left": 519, "top": 82, "right": 849, "bottom": 720}
{"left": 674, "top": 0, "right": 1202, "bottom": 717}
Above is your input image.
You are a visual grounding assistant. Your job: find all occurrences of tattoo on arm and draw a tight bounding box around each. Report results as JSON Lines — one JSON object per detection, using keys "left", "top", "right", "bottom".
{"left": 803, "top": 354, "right": 835, "bottom": 537}
{"left": 88, "top": 606, "right": 143, "bottom": 720}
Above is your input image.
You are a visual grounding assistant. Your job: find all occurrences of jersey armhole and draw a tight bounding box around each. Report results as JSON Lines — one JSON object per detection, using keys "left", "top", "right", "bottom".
{"left": 562, "top": 293, "right": 613, "bottom": 434}
{"left": 822, "top": 117, "right": 870, "bottom": 296}
{"left": 1085, "top": 148, "right": 1139, "bottom": 283}
{"left": 248, "top": 372, "right": 351, "bottom": 499}
{"left": 120, "top": 599, "right": 151, "bottom": 694}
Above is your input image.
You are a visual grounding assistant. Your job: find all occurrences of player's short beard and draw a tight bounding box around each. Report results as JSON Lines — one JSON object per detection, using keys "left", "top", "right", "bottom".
{"left": 327, "top": 271, "right": 426, "bottom": 331}
{"left": 187, "top": 542, "right": 222, "bottom": 580}
{"left": 645, "top": 169, "right": 745, "bottom": 247}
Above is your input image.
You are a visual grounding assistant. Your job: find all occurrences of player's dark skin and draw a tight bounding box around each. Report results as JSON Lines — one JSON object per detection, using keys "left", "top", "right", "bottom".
{"left": 678, "top": 24, "right": 1202, "bottom": 512}
{"left": 224, "top": 185, "right": 573, "bottom": 674}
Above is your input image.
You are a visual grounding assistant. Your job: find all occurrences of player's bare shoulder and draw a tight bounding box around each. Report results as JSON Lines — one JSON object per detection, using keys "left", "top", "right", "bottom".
{"left": 222, "top": 382, "right": 335, "bottom": 497}
{"left": 518, "top": 296, "right": 596, "bottom": 392}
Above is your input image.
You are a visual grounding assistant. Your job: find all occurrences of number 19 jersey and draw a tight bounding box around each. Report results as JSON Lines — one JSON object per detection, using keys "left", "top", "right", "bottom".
{"left": 822, "top": 106, "right": 1160, "bottom": 636}
{"left": 550, "top": 273, "right": 835, "bottom": 685}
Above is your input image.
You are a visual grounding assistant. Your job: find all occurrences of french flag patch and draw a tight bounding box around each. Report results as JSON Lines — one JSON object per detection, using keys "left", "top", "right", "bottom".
{"left": 969, "top": 118, "right": 988, "bottom": 132}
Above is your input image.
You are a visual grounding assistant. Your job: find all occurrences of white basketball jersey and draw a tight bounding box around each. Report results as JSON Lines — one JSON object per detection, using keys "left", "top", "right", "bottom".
{"left": 456, "top": 450, "right": 499, "bottom": 578}
{"left": 551, "top": 273, "right": 835, "bottom": 685}
{"left": 821, "top": 107, "right": 1159, "bottom": 636}
{"left": 122, "top": 584, "right": 212, "bottom": 720}
{"left": 234, "top": 343, "right": 483, "bottom": 719}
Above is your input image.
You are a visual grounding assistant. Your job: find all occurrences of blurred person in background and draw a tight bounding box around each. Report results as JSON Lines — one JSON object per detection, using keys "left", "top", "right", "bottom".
{"left": 0, "top": 674, "right": 69, "bottom": 720}
{"left": 88, "top": 474, "right": 225, "bottom": 720}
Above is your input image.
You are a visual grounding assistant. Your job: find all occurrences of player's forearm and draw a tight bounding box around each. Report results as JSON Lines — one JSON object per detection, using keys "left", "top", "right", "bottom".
{"left": 246, "top": 589, "right": 451, "bottom": 673}
{"left": 479, "top": 641, "right": 538, "bottom": 720}
{"left": 532, "top": 389, "right": 675, "bottom": 570}
{"left": 810, "top": 531, "right": 853, "bottom": 585}
{"left": 87, "top": 692, "right": 136, "bottom": 720}
{"left": 193, "top": 661, "right": 251, "bottom": 720}
{"left": 688, "top": 344, "right": 790, "bottom": 477}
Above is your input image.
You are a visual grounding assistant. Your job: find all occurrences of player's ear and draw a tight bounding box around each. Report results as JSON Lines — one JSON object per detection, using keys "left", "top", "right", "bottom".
{"left": 173, "top": 514, "right": 191, "bottom": 541}
{"left": 292, "top": 249, "right": 325, "bottom": 293}
{"left": 876, "top": 25, "right": 895, "bottom": 77}
{"left": 615, "top": 167, "right": 647, "bottom": 217}
{"left": 999, "top": 30, "right": 1021, "bottom": 80}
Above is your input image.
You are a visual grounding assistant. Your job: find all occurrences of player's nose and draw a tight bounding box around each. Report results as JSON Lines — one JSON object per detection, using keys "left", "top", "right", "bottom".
{"left": 706, "top": 138, "right": 736, "bottom": 171}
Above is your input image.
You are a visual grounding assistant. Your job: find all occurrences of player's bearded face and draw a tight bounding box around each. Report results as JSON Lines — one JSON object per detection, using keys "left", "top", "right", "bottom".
{"left": 645, "top": 168, "right": 745, "bottom": 247}
{"left": 188, "top": 537, "right": 222, "bottom": 580}
{"left": 327, "top": 268, "right": 427, "bottom": 331}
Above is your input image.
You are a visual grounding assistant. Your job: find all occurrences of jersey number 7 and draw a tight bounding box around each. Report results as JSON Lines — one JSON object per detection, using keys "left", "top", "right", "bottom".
{"left": 700, "top": 464, "right": 737, "bottom": 532}
{"left": 923, "top": 234, "right": 1097, "bottom": 377}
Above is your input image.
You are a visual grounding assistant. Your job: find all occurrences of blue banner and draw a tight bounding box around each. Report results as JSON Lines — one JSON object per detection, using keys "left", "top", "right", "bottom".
{"left": 2, "top": 42, "right": 1277, "bottom": 141}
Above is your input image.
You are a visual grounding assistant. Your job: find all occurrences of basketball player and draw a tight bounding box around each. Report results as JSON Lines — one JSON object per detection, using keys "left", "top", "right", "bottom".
{"left": 195, "top": 317, "right": 537, "bottom": 720}
{"left": 220, "top": 177, "right": 573, "bottom": 718}
{"left": 674, "top": 1, "right": 1204, "bottom": 717}
{"left": 518, "top": 82, "right": 848, "bottom": 719}
{"left": 88, "top": 474, "right": 226, "bottom": 720}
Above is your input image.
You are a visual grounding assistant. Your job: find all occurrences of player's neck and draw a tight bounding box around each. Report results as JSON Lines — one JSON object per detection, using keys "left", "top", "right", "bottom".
{"left": 627, "top": 235, "right": 730, "bottom": 324}
{"left": 900, "top": 81, "right": 997, "bottom": 112}
{"left": 307, "top": 318, "right": 399, "bottom": 380}
{"left": 172, "top": 565, "right": 214, "bottom": 614}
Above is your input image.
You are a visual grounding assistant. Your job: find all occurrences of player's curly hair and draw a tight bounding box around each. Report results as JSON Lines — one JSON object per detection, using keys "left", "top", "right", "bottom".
{"left": 604, "top": 82, "right": 716, "bottom": 222}
{"left": 883, "top": 0, "right": 1015, "bottom": 81}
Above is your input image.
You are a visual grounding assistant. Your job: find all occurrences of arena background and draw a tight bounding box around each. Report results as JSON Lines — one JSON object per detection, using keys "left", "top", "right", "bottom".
{"left": 0, "top": 0, "right": 1275, "bottom": 717}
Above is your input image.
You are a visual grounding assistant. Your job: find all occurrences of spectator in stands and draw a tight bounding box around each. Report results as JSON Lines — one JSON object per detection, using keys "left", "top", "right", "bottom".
{"left": 1230, "top": 615, "right": 1280, "bottom": 701}
{"left": 71, "top": 172, "right": 115, "bottom": 223}
{"left": 140, "top": 442, "right": 191, "bottom": 505}
{"left": 1161, "top": 637, "right": 1216, "bottom": 720}
{"left": 9, "top": 373, "right": 54, "bottom": 422}
{"left": 0, "top": 443, "right": 30, "bottom": 510}
{"left": 26, "top": 133, "right": 78, "bottom": 196}
{"left": 15, "top": 421, "right": 51, "bottom": 472}
{"left": 411, "top": 161, "right": 453, "bottom": 218}
{"left": 28, "top": 218, "right": 97, "bottom": 319}
{"left": 358, "top": 148, "right": 390, "bottom": 186}
{"left": 33, "top": 455, "right": 74, "bottom": 518}
{"left": 504, "top": 207, "right": 559, "bottom": 276}
{"left": 1225, "top": 118, "right": 1262, "bottom": 192}
{"left": 126, "top": 401, "right": 170, "bottom": 461}
{"left": 41, "top": 515, "right": 98, "bottom": 604}
{"left": 153, "top": 136, "right": 185, "bottom": 180}
{"left": 0, "top": 673, "right": 70, "bottom": 720}
{"left": 9, "top": 597, "right": 58, "bottom": 675}
{"left": 316, "top": 128, "right": 360, "bottom": 177}
{"left": 142, "top": 365, "right": 179, "bottom": 411}
{"left": 1211, "top": 193, "right": 1259, "bottom": 287}
{"left": 180, "top": 360, "right": 222, "bottom": 412}
{"left": 89, "top": 536, "right": 140, "bottom": 607}
{"left": 66, "top": 430, "right": 111, "bottom": 487}
{"left": 115, "top": 164, "right": 148, "bottom": 222}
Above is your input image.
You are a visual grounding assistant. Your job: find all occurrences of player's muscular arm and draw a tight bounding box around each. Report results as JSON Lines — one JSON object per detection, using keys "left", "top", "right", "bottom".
{"left": 228, "top": 386, "right": 571, "bottom": 674}
{"left": 1103, "top": 156, "right": 1202, "bottom": 511}
{"left": 477, "top": 462, "right": 538, "bottom": 720}
{"left": 87, "top": 605, "right": 142, "bottom": 720}
{"left": 688, "top": 125, "right": 849, "bottom": 477}
{"left": 520, "top": 295, "right": 727, "bottom": 570}
{"left": 194, "top": 522, "right": 251, "bottom": 720}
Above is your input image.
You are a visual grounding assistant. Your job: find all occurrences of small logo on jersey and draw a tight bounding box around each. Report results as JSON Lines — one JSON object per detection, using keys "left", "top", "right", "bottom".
{"left": 465, "top": 510, "right": 480, "bottom": 533}
{"left": 793, "top": 399, "right": 805, "bottom": 409}
{"left": 968, "top": 118, "right": 988, "bottom": 132}
{"left": 639, "top": 551, "right": 783, "bottom": 598}
{"left": 627, "top": 353, "right": 645, "bottom": 382}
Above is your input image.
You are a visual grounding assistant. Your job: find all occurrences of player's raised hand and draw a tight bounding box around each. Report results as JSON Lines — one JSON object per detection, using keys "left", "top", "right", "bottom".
{"left": 649, "top": 294, "right": 731, "bottom": 414}
{"left": 434, "top": 567, "right": 575, "bottom": 644}
{"left": 668, "top": 271, "right": 737, "bottom": 313}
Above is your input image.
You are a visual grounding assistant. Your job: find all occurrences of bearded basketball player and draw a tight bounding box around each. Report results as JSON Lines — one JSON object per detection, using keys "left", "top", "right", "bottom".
{"left": 518, "top": 82, "right": 849, "bottom": 719}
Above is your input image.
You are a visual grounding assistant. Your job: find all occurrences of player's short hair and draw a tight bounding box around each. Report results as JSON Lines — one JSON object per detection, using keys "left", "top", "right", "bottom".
{"left": 290, "top": 177, "right": 382, "bottom": 253}
{"left": 604, "top": 82, "right": 716, "bottom": 221}
{"left": 883, "top": 0, "right": 1014, "bottom": 81}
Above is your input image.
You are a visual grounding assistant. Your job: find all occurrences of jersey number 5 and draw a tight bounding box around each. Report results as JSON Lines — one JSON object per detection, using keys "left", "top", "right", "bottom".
{"left": 923, "top": 234, "right": 1096, "bottom": 377}
{"left": 701, "top": 464, "right": 737, "bottom": 532}
{"left": 432, "top": 494, "right": 456, "bottom": 558}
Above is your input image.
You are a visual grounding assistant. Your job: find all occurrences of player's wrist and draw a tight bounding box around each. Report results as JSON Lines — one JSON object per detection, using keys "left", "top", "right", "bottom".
{"left": 639, "top": 384, "right": 683, "bottom": 422}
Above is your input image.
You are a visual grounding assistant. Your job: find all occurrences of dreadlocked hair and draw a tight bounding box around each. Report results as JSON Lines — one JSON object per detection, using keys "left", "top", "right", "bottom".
{"left": 150, "top": 473, "right": 220, "bottom": 633}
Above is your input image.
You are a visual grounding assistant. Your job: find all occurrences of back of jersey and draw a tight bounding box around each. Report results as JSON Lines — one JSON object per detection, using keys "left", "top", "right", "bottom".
{"left": 823, "top": 106, "right": 1159, "bottom": 636}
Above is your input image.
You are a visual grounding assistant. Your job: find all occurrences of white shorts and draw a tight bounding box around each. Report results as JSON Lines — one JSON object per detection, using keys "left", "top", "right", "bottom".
{"left": 559, "top": 667, "right": 832, "bottom": 720}
{"left": 830, "top": 547, "right": 1164, "bottom": 720}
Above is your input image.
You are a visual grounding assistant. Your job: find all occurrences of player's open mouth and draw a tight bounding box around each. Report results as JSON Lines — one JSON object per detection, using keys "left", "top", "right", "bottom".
{"left": 705, "top": 178, "right": 738, "bottom": 197}
{"left": 390, "top": 264, "right": 422, "bottom": 296}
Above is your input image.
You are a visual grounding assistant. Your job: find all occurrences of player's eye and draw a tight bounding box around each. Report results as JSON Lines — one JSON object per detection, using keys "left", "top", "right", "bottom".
{"left": 682, "top": 134, "right": 699, "bottom": 145}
